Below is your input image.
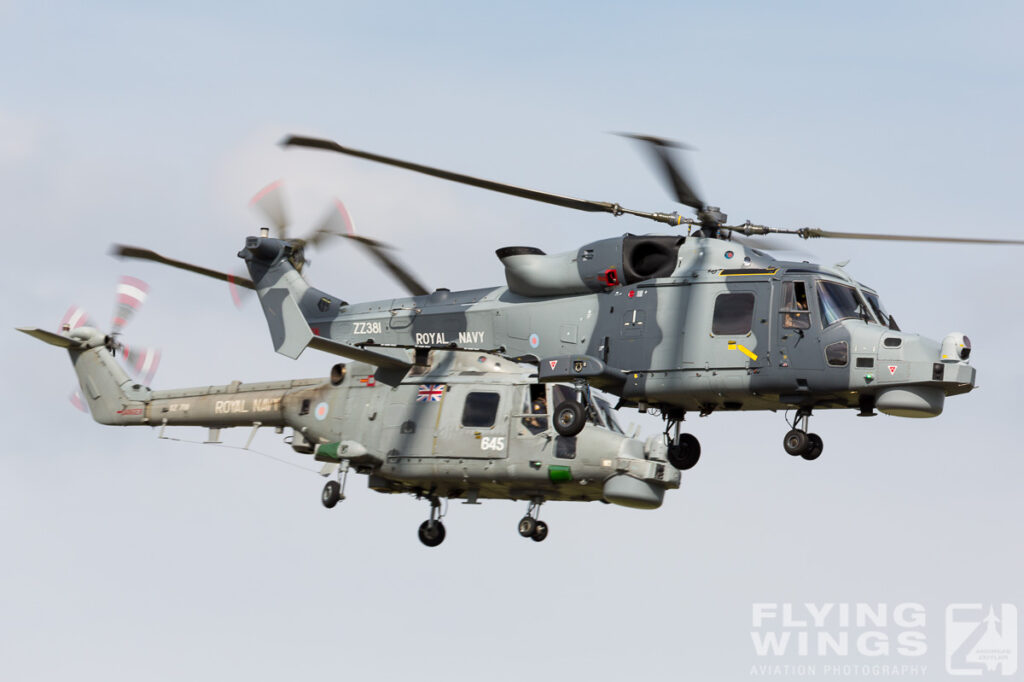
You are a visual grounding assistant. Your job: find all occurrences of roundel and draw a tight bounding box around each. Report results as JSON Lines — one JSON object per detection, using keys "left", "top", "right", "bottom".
{"left": 314, "top": 402, "right": 329, "bottom": 420}
{"left": 529, "top": 333, "right": 540, "bottom": 348}
{"left": 724, "top": 250, "right": 734, "bottom": 259}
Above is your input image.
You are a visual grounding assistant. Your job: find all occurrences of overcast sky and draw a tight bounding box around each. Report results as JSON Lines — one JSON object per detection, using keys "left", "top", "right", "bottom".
{"left": 2, "top": 2, "right": 1022, "bottom": 680}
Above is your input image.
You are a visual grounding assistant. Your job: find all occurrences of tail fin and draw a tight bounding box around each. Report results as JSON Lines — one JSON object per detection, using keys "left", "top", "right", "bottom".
{"left": 18, "top": 327, "right": 150, "bottom": 425}
{"left": 239, "top": 236, "right": 412, "bottom": 379}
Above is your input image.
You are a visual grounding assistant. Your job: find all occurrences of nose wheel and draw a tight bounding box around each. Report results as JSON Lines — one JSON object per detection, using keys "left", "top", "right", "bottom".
{"left": 518, "top": 498, "right": 549, "bottom": 542}
{"left": 553, "top": 400, "right": 586, "bottom": 437}
{"left": 783, "top": 410, "right": 824, "bottom": 460}
{"left": 552, "top": 379, "right": 592, "bottom": 437}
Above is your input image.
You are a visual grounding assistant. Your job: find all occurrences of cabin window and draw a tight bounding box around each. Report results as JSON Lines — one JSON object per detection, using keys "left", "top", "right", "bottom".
{"left": 780, "top": 281, "right": 810, "bottom": 330}
{"left": 825, "top": 341, "right": 849, "bottom": 367}
{"left": 712, "top": 293, "right": 755, "bottom": 335}
{"left": 300, "top": 399, "right": 310, "bottom": 416}
{"left": 462, "top": 392, "right": 500, "bottom": 428}
{"left": 816, "top": 281, "right": 869, "bottom": 327}
{"left": 521, "top": 384, "right": 548, "bottom": 435}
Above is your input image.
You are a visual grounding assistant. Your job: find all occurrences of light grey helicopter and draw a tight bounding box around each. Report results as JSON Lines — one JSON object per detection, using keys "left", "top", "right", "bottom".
{"left": 18, "top": 288, "right": 678, "bottom": 547}
{"left": 117, "top": 133, "right": 1020, "bottom": 472}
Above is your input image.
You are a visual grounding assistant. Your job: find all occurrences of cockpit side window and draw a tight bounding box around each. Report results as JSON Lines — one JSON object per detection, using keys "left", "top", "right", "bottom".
{"left": 780, "top": 281, "right": 810, "bottom": 330}
{"left": 520, "top": 384, "right": 548, "bottom": 435}
{"left": 597, "top": 398, "right": 625, "bottom": 434}
{"left": 816, "top": 281, "right": 870, "bottom": 327}
{"left": 863, "top": 291, "right": 891, "bottom": 327}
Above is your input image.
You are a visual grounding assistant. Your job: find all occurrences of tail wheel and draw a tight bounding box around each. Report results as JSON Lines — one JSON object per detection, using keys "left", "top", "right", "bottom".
{"left": 553, "top": 401, "right": 586, "bottom": 437}
{"left": 531, "top": 520, "right": 549, "bottom": 542}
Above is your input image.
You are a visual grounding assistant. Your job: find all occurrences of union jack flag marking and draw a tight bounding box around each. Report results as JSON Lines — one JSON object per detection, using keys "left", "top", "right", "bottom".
{"left": 416, "top": 384, "right": 445, "bottom": 402}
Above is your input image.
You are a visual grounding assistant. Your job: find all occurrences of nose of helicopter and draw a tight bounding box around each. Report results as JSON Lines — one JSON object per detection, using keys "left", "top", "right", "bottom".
{"left": 854, "top": 329, "right": 976, "bottom": 418}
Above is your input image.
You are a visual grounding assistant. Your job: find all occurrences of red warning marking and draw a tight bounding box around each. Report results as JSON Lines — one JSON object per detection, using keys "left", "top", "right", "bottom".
{"left": 549, "top": 360, "right": 558, "bottom": 370}
{"left": 888, "top": 365, "right": 897, "bottom": 375}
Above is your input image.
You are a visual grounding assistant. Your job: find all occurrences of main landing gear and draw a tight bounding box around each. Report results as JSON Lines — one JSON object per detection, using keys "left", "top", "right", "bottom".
{"left": 417, "top": 495, "right": 447, "bottom": 547}
{"left": 517, "top": 498, "right": 548, "bottom": 542}
{"left": 783, "top": 409, "right": 823, "bottom": 461}
{"left": 321, "top": 459, "right": 350, "bottom": 508}
{"left": 664, "top": 409, "right": 701, "bottom": 470}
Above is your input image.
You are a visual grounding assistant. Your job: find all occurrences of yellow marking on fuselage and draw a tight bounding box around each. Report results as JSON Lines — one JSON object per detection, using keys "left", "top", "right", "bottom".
{"left": 728, "top": 340, "right": 759, "bottom": 361}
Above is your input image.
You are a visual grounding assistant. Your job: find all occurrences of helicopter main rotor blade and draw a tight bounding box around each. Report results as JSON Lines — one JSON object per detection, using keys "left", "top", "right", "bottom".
{"left": 282, "top": 134, "right": 629, "bottom": 217}
{"left": 616, "top": 133, "right": 704, "bottom": 211}
{"left": 342, "top": 234, "right": 430, "bottom": 297}
{"left": 796, "top": 228, "right": 1024, "bottom": 245}
{"left": 111, "top": 245, "right": 256, "bottom": 289}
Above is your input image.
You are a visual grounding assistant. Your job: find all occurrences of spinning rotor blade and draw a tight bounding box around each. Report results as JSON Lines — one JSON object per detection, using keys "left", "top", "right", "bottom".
{"left": 121, "top": 344, "right": 161, "bottom": 386}
{"left": 283, "top": 135, "right": 691, "bottom": 227}
{"left": 283, "top": 135, "right": 629, "bottom": 216}
{"left": 226, "top": 270, "right": 254, "bottom": 309}
{"left": 734, "top": 223, "right": 1024, "bottom": 245}
{"left": 250, "top": 180, "right": 290, "bottom": 238}
{"left": 50, "top": 309, "right": 97, "bottom": 414}
{"left": 69, "top": 390, "right": 88, "bottom": 413}
{"left": 60, "top": 305, "right": 96, "bottom": 331}
{"left": 616, "top": 133, "right": 704, "bottom": 211}
{"left": 343, "top": 234, "right": 430, "bottom": 297}
{"left": 794, "top": 228, "right": 1024, "bottom": 245}
{"left": 111, "top": 245, "right": 256, "bottom": 290}
{"left": 725, "top": 232, "right": 812, "bottom": 257}
{"left": 111, "top": 275, "right": 149, "bottom": 333}
{"left": 301, "top": 198, "right": 356, "bottom": 249}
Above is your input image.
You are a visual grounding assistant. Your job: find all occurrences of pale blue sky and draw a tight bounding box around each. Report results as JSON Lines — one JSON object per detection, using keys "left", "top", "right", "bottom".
{"left": 2, "top": 3, "right": 1022, "bottom": 680}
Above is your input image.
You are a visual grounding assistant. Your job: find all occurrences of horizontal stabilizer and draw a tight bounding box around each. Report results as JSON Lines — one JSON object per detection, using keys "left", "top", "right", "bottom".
{"left": 16, "top": 327, "right": 78, "bottom": 348}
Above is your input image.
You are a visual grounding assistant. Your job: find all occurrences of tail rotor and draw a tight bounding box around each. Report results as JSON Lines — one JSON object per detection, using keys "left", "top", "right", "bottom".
{"left": 59, "top": 276, "right": 161, "bottom": 414}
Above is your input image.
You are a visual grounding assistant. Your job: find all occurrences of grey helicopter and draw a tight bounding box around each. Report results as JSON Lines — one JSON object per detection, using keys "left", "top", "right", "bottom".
{"left": 18, "top": 279, "right": 678, "bottom": 548}
{"left": 116, "top": 133, "right": 1020, "bottom": 472}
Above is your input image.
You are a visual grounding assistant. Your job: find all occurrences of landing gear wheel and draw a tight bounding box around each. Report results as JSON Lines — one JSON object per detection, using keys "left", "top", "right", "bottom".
{"left": 667, "top": 433, "right": 701, "bottom": 470}
{"left": 321, "top": 480, "right": 341, "bottom": 508}
{"left": 553, "top": 401, "right": 586, "bottom": 437}
{"left": 802, "top": 433, "right": 823, "bottom": 461}
{"left": 518, "top": 516, "right": 538, "bottom": 538}
{"left": 783, "top": 429, "right": 809, "bottom": 456}
{"left": 418, "top": 520, "right": 446, "bottom": 547}
{"left": 531, "top": 520, "right": 549, "bottom": 542}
